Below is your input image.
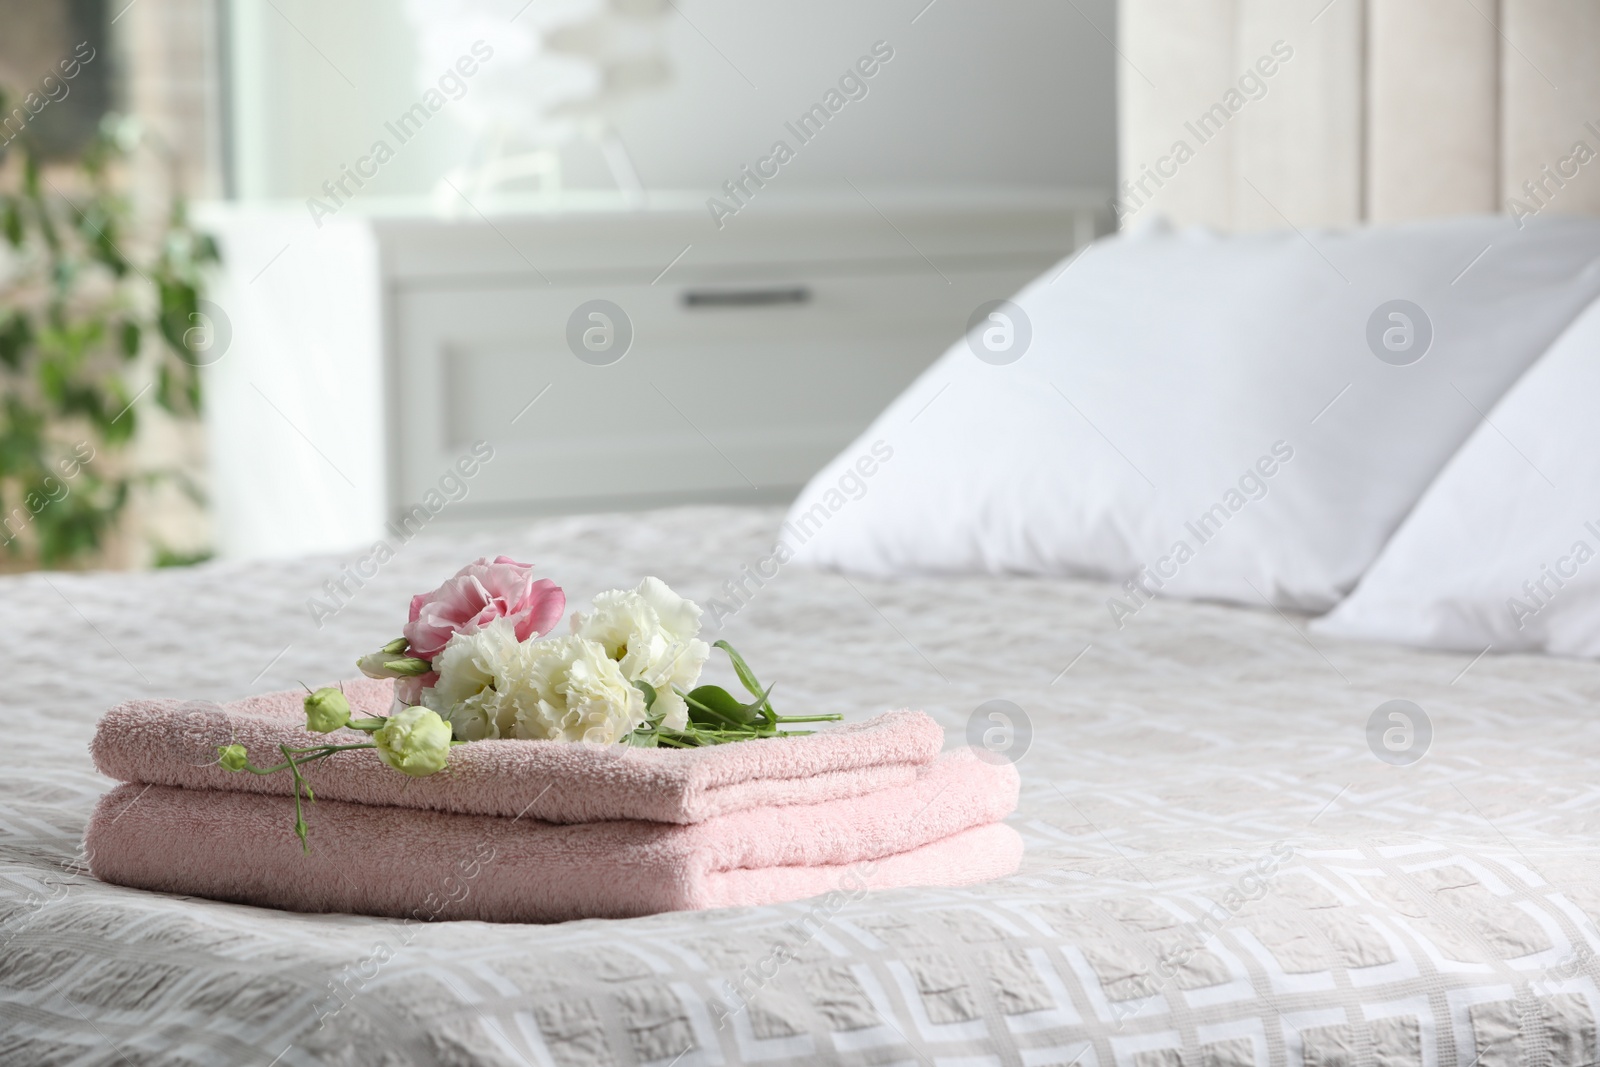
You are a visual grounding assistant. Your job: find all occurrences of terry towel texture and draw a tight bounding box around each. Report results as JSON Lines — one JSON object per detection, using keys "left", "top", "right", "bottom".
{"left": 91, "top": 679, "right": 948, "bottom": 825}
{"left": 86, "top": 749, "right": 1022, "bottom": 921}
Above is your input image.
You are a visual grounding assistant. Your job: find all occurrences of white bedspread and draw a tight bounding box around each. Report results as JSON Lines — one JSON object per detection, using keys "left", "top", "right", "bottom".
{"left": 4, "top": 506, "right": 1600, "bottom": 1067}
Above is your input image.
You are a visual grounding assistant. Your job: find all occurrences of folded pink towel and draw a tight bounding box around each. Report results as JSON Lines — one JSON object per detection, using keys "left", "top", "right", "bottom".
{"left": 87, "top": 750, "right": 1021, "bottom": 921}
{"left": 91, "top": 679, "right": 947, "bottom": 825}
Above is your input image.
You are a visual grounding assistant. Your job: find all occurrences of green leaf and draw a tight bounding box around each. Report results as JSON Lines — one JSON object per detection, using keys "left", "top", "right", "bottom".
{"left": 1, "top": 198, "right": 21, "bottom": 247}
{"left": 78, "top": 205, "right": 128, "bottom": 277}
{"left": 633, "top": 679, "right": 657, "bottom": 710}
{"left": 714, "top": 640, "right": 765, "bottom": 700}
{"left": 153, "top": 546, "right": 214, "bottom": 568}
{"left": 683, "top": 685, "right": 758, "bottom": 728}
{"left": 155, "top": 363, "right": 177, "bottom": 413}
{"left": 185, "top": 365, "right": 202, "bottom": 413}
{"left": 157, "top": 280, "right": 200, "bottom": 356}
{"left": 22, "top": 151, "right": 39, "bottom": 199}
{"left": 713, "top": 639, "right": 776, "bottom": 722}
{"left": 626, "top": 703, "right": 666, "bottom": 746}
{"left": 119, "top": 320, "right": 141, "bottom": 359}
{"left": 0, "top": 312, "right": 31, "bottom": 371}
{"left": 100, "top": 381, "right": 137, "bottom": 446}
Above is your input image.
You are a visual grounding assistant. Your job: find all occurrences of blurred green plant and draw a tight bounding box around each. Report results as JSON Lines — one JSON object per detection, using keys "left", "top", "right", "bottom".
{"left": 0, "top": 94, "right": 217, "bottom": 568}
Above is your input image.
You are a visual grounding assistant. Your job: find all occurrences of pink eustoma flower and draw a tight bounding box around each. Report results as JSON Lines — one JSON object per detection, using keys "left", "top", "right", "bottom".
{"left": 402, "top": 556, "right": 566, "bottom": 662}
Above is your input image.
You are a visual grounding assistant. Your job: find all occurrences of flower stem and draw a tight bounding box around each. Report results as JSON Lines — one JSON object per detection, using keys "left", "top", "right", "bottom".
{"left": 235, "top": 743, "right": 378, "bottom": 775}
{"left": 280, "top": 744, "right": 312, "bottom": 854}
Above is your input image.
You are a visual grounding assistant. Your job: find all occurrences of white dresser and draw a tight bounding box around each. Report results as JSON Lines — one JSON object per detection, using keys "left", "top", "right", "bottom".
{"left": 201, "top": 190, "right": 1100, "bottom": 558}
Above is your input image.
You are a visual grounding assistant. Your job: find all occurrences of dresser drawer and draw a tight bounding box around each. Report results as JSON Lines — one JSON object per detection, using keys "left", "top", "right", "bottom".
{"left": 392, "top": 266, "right": 1036, "bottom": 514}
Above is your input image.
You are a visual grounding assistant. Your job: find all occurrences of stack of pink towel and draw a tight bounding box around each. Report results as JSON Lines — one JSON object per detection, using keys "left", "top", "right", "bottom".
{"left": 86, "top": 680, "right": 1022, "bottom": 922}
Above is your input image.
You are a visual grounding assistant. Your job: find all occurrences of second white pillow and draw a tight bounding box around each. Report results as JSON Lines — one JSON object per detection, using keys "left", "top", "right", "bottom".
{"left": 1314, "top": 291, "right": 1600, "bottom": 656}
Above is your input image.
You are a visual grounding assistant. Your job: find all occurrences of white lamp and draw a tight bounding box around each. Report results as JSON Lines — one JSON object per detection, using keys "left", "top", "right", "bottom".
{"left": 403, "top": 0, "right": 671, "bottom": 202}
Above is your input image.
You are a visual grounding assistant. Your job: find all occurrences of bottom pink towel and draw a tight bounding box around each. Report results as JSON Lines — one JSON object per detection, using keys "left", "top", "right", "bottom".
{"left": 86, "top": 750, "right": 1022, "bottom": 922}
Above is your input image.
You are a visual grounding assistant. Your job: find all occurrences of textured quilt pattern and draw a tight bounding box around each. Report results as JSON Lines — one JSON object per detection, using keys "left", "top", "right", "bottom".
{"left": 4, "top": 506, "right": 1600, "bottom": 1067}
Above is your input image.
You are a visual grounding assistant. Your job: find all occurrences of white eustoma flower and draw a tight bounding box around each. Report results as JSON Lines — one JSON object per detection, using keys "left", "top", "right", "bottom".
{"left": 423, "top": 618, "right": 650, "bottom": 745}
{"left": 571, "top": 576, "right": 708, "bottom": 729}
{"left": 507, "top": 635, "right": 645, "bottom": 744}
{"left": 422, "top": 617, "right": 523, "bottom": 741}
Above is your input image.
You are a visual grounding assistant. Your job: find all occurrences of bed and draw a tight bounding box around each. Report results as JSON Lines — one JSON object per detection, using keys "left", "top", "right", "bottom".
{"left": 4, "top": 504, "right": 1598, "bottom": 1067}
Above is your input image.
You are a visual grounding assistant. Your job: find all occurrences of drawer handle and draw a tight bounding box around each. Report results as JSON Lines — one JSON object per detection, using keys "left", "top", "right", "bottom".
{"left": 682, "top": 286, "right": 811, "bottom": 309}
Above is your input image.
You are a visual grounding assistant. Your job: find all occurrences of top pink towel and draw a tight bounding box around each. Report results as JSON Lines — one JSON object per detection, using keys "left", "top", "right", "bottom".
{"left": 90, "top": 678, "right": 949, "bottom": 825}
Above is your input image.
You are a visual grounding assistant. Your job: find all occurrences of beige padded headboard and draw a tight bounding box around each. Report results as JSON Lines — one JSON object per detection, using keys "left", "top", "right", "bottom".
{"left": 1116, "top": 0, "right": 1600, "bottom": 230}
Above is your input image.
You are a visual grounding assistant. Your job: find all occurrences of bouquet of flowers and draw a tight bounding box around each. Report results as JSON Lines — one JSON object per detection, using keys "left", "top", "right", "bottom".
{"left": 218, "top": 557, "right": 839, "bottom": 848}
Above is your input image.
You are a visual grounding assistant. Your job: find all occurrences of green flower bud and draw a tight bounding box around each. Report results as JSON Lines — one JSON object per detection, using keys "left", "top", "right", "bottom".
{"left": 218, "top": 744, "right": 250, "bottom": 771}
{"left": 304, "top": 687, "right": 352, "bottom": 733}
{"left": 373, "top": 706, "right": 452, "bottom": 777}
{"left": 380, "top": 637, "right": 409, "bottom": 655}
{"left": 356, "top": 652, "right": 432, "bottom": 679}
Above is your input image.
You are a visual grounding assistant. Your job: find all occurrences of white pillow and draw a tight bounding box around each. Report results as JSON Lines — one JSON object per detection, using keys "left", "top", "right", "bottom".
{"left": 1313, "top": 291, "right": 1600, "bottom": 655}
{"left": 783, "top": 216, "right": 1600, "bottom": 613}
